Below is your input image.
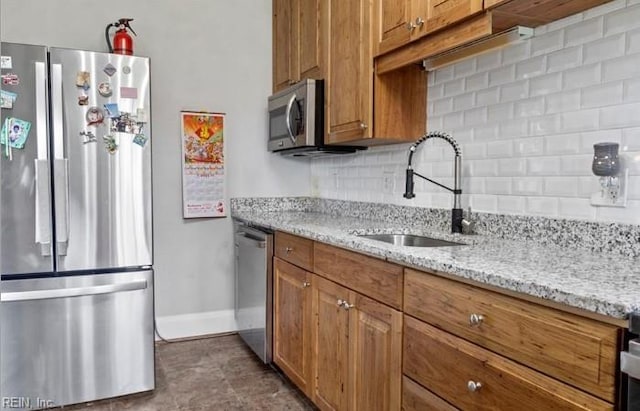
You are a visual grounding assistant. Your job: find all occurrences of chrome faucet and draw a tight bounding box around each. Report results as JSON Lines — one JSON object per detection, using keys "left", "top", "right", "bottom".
{"left": 403, "top": 131, "right": 465, "bottom": 233}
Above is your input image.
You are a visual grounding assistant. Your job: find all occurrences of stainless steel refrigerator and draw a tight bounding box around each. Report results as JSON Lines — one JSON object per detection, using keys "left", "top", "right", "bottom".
{"left": 0, "top": 43, "right": 154, "bottom": 410}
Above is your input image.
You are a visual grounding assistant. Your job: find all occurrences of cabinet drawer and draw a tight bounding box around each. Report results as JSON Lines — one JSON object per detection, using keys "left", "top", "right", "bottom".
{"left": 404, "top": 269, "right": 620, "bottom": 402}
{"left": 314, "top": 242, "right": 403, "bottom": 309}
{"left": 403, "top": 316, "right": 614, "bottom": 411}
{"left": 275, "top": 232, "right": 314, "bottom": 271}
{"left": 402, "top": 376, "right": 459, "bottom": 411}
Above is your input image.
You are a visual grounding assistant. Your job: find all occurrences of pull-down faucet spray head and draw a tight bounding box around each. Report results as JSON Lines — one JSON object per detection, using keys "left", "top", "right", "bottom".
{"left": 403, "top": 131, "right": 464, "bottom": 233}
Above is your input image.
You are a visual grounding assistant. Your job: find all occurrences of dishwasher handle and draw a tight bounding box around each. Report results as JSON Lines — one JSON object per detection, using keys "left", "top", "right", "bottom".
{"left": 236, "top": 232, "right": 266, "bottom": 249}
{"left": 1, "top": 280, "right": 148, "bottom": 302}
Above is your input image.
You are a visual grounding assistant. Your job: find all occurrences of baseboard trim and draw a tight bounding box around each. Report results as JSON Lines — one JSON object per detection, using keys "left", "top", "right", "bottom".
{"left": 155, "top": 310, "right": 238, "bottom": 341}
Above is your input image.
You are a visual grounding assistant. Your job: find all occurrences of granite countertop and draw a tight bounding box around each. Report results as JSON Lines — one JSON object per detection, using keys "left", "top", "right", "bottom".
{"left": 232, "top": 208, "right": 640, "bottom": 321}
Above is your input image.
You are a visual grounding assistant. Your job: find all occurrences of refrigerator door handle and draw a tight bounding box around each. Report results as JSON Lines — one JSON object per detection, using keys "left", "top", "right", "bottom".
{"left": 51, "top": 63, "right": 70, "bottom": 256}
{"left": 34, "top": 61, "right": 52, "bottom": 257}
{"left": 0, "top": 280, "right": 148, "bottom": 302}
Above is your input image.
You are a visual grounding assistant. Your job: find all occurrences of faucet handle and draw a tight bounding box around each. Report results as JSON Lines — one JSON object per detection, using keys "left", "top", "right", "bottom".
{"left": 461, "top": 207, "right": 475, "bottom": 234}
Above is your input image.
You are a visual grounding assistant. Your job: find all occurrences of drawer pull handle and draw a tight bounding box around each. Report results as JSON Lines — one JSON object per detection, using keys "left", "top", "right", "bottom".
{"left": 302, "top": 281, "right": 311, "bottom": 288}
{"left": 469, "top": 313, "right": 484, "bottom": 327}
{"left": 467, "top": 381, "right": 482, "bottom": 392}
{"left": 415, "top": 17, "right": 425, "bottom": 27}
{"left": 285, "top": 247, "right": 293, "bottom": 254}
{"left": 406, "top": 22, "right": 416, "bottom": 31}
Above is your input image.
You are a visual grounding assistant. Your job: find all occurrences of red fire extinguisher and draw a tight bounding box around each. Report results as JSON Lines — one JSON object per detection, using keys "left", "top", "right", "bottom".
{"left": 105, "top": 18, "right": 136, "bottom": 55}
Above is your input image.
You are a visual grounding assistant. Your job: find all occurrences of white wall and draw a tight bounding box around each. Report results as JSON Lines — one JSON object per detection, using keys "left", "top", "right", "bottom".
{"left": 311, "top": 0, "right": 640, "bottom": 225}
{"left": 1, "top": 0, "right": 310, "bottom": 336}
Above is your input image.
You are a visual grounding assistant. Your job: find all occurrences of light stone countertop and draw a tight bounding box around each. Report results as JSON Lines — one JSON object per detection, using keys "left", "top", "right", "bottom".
{"left": 232, "top": 209, "right": 640, "bottom": 321}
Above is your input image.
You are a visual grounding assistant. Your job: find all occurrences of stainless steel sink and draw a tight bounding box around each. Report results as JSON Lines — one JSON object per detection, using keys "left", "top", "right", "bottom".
{"left": 357, "top": 234, "right": 464, "bottom": 247}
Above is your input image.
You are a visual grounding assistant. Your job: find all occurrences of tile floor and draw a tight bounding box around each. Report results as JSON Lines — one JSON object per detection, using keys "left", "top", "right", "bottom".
{"left": 65, "top": 334, "right": 315, "bottom": 411}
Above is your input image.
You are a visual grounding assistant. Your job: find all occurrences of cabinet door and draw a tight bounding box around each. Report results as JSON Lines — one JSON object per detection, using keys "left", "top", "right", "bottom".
{"left": 374, "top": 0, "right": 413, "bottom": 56}
{"left": 313, "top": 276, "right": 350, "bottom": 411}
{"left": 273, "top": 0, "right": 296, "bottom": 92}
{"left": 298, "top": 0, "right": 326, "bottom": 80}
{"left": 349, "top": 293, "right": 402, "bottom": 411}
{"left": 273, "top": 257, "right": 313, "bottom": 395}
{"left": 422, "top": 0, "right": 483, "bottom": 36}
{"left": 326, "top": 0, "right": 373, "bottom": 144}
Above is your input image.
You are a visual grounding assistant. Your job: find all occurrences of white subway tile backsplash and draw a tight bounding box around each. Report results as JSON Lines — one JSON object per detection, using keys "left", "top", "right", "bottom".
{"left": 531, "top": 30, "right": 565, "bottom": 56}
{"left": 581, "top": 81, "right": 623, "bottom": 108}
{"left": 514, "top": 137, "right": 545, "bottom": 156}
{"left": 544, "top": 133, "right": 581, "bottom": 155}
{"left": 583, "top": 33, "right": 626, "bottom": 63}
{"left": 453, "top": 93, "right": 475, "bottom": 111}
{"left": 489, "top": 65, "right": 516, "bottom": 86}
{"left": 561, "top": 108, "right": 600, "bottom": 132}
{"left": 486, "top": 177, "right": 512, "bottom": 194}
{"left": 526, "top": 197, "right": 559, "bottom": 215}
{"left": 602, "top": 53, "right": 640, "bottom": 82}
{"left": 515, "top": 97, "right": 545, "bottom": 118}
{"left": 563, "top": 63, "right": 602, "bottom": 90}
{"left": 558, "top": 198, "right": 596, "bottom": 219}
{"left": 487, "top": 103, "right": 514, "bottom": 122}
{"left": 530, "top": 72, "right": 563, "bottom": 96}
{"left": 487, "top": 140, "right": 513, "bottom": 158}
{"left": 465, "top": 72, "right": 489, "bottom": 92}
{"left": 527, "top": 157, "right": 561, "bottom": 176}
{"left": 600, "top": 102, "right": 640, "bottom": 128}
{"left": 312, "top": 2, "right": 640, "bottom": 226}
{"left": 497, "top": 196, "right": 526, "bottom": 214}
{"left": 443, "top": 78, "right": 465, "bottom": 96}
{"left": 498, "top": 158, "right": 527, "bottom": 176}
{"left": 516, "top": 56, "right": 547, "bottom": 79}
{"left": 604, "top": 3, "right": 640, "bottom": 36}
{"left": 476, "top": 87, "right": 500, "bottom": 105}
{"left": 544, "top": 177, "right": 580, "bottom": 196}
{"left": 500, "top": 80, "right": 529, "bottom": 102}
{"left": 545, "top": 90, "right": 580, "bottom": 114}
{"left": 514, "top": 178, "right": 544, "bottom": 195}
{"left": 502, "top": 42, "right": 531, "bottom": 64}
{"left": 476, "top": 51, "right": 502, "bottom": 71}
{"left": 547, "top": 46, "right": 583, "bottom": 73}
{"left": 564, "top": 16, "right": 603, "bottom": 46}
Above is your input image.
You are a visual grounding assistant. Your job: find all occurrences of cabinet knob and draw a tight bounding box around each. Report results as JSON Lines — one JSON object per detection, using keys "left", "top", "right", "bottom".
{"left": 337, "top": 299, "right": 345, "bottom": 307}
{"left": 359, "top": 122, "right": 368, "bottom": 130}
{"left": 302, "top": 281, "right": 311, "bottom": 288}
{"left": 343, "top": 302, "right": 354, "bottom": 310}
{"left": 415, "top": 17, "right": 425, "bottom": 27}
{"left": 469, "top": 313, "right": 484, "bottom": 327}
{"left": 406, "top": 22, "right": 416, "bottom": 31}
{"left": 467, "top": 380, "right": 482, "bottom": 392}
{"left": 285, "top": 247, "right": 293, "bottom": 254}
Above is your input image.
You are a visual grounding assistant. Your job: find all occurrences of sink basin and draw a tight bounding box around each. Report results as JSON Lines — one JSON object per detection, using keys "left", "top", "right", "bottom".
{"left": 357, "top": 234, "right": 464, "bottom": 247}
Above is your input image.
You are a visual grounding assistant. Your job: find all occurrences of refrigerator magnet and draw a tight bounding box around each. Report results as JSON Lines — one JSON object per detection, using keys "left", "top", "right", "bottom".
{"left": 136, "top": 108, "right": 147, "bottom": 123}
{"left": 76, "top": 71, "right": 91, "bottom": 90}
{"left": 132, "top": 133, "right": 148, "bottom": 148}
{"left": 86, "top": 107, "right": 104, "bottom": 126}
{"left": 78, "top": 95, "right": 89, "bottom": 106}
{"left": 98, "top": 82, "right": 113, "bottom": 97}
{"left": 1, "top": 90, "right": 17, "bottom": 109}
{"left": 1, "top": 117, "right": 31, "bottom": 149}
{"left": 122, "top": 65, "right": 131, "bottom": 75}
{"left": 103, "top": 134, "right": 118, "bottom": 154}
{"left": 80, "top": 131, "right": 97, "bottom": 144}
{"left": 120, "top": 87, "right": 138, "bottom": 99}
{"left": 1, "top": 73, "right": 19, "bottom": 86}
{"left": 103, "top": 63, "right": 117, "bottom": 77}
{"left": 104, "top": 103, "right": 120, "bottom": 118}
{"left": 1, "top": 56, "right": 12, "bottom": 69}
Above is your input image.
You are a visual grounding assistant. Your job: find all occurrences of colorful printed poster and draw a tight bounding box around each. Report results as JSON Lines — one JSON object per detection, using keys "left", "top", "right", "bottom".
{"left": 180, "top": 111, "right": 225, "bottom": 218}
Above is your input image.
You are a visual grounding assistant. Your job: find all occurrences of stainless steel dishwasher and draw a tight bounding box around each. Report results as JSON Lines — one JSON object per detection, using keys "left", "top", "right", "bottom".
{"left": 234, "top": 220, "right": 273, "bottom": 363}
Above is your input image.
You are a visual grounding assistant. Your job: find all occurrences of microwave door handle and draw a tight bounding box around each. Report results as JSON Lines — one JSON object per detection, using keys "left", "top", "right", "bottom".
{"left": 285, "top": 94, "right": 297, "bottom": 144}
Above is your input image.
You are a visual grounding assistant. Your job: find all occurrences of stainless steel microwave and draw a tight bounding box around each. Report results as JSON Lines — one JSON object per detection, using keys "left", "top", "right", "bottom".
{"left": 268, "top": 79, "right": 366, "bottom": 157}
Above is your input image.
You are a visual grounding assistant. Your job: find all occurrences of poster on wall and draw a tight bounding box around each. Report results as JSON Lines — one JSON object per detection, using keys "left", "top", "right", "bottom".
{"left": 180, "top": 111, "right": 226, "bottom": 218}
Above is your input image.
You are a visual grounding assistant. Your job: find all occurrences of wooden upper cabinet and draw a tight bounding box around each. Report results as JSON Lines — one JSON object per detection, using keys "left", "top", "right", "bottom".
{"left": 326, "top": 0, "right": 374, "bottom": 144}
{"left": 272, "top": 0, "right": 326, "bottom": 93}
{"left": 422, "top": 0, "right": 483, "bottom": 35}
{"left": 374, "top": 0, "right": 413, "bottom": 56}
{"left": 273, "top": 258, "right": 314, "bottom": 396}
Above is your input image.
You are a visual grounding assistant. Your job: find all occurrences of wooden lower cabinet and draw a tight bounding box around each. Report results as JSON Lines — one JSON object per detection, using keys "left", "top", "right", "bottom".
{"left": 403, "top": 316, "right": 614, "bottom": 411}
{"left": 273, "top": 257, "right": 314, "bottom": 396}
{"left": 402, "top": 376, "right": 459, "bottom": 411}
{"left": 312, "top": 275, "right": 403, "bottom": 411}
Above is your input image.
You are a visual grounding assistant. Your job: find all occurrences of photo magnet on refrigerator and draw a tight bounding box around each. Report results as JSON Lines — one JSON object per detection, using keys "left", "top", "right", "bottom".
{"left": 133, "top": 133, "right": 148, "bottom": 148}
{"left": 86, "top": 107, "right": 105, "bottom": 126}
{"left": 76, "top": 71, "right": 91, "bottom": 90}
{"left": 98, "top": 82, "right": 113, "bottom": 97}
{"left": 1, "top": 56, "right": 12, "bottom": 69}
{"left": 78, "top": 95, "right": 89, "bottom": 106}
{"left": 103, "top": 134, "right": 118, "bottom": 154}
{"left": 104, "top": 103, "right": 120, "bottom": 118}
{"left": 1, "top": 117, "right": 31, "bottom": 149}
{"left": 1, "top": 90, "right": 17, "bottom": 109}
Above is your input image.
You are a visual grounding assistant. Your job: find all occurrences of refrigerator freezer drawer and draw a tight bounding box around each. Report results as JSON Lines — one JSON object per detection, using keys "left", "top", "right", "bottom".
{"left": 0, "top": 270, "right": 155, "bottom": 410}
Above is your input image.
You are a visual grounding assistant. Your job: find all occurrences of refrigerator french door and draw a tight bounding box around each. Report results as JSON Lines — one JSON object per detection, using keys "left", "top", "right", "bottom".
{"left": 0, "top": 43, "right": 154, "bottom": 409}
